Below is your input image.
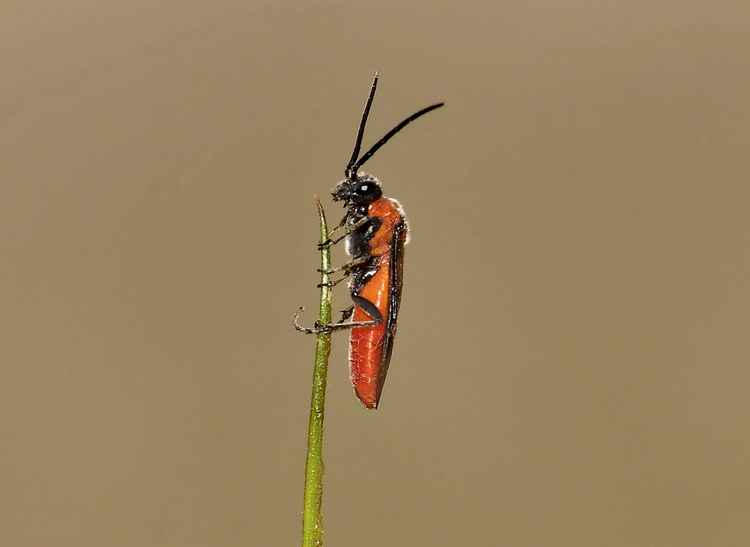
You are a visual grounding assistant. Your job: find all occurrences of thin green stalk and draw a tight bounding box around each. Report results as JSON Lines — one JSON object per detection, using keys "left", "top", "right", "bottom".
{"left": 301, "top": 197, "right": 332, "bottom": 547}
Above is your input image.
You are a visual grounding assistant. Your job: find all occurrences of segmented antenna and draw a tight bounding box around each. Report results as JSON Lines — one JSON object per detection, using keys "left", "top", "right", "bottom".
{"left": 352, "top": 102, "right": 444, "bottom": 173}
{"left": 344, "top": 73, "right": 444, "bottom": 180}
{"left": 345, "top": 72, "right": 379, "bottom": 180}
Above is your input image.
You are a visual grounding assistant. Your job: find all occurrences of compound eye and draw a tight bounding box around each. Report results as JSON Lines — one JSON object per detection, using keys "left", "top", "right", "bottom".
{"left": 356, "top": 180, "right": 382, "bottom": 202}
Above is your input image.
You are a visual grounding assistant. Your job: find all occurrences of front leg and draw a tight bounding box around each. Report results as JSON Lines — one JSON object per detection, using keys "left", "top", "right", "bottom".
{"left": 318, "top": 216, "right": 370, "bottom": 249}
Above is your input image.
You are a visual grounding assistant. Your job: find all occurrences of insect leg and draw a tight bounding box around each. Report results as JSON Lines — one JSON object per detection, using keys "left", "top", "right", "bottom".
{"left": 321, "top": 214, "right": 349, "bottom": 241}
{"left": 317, "top": 256, "right": 368, "bottom": 275}
{"left": 318, "top": 217, "right": 370, "bottom": 249}
{"left": 292, "top": 304, "right": 382, "bottom": 335}
{"left": 350, "top": 295, "right": 383, "bottom": 324}
{"left": 336, "top": 306, "right": 354, "bottom": 323}
{"left": 316, "top": 274, "right": 349, "bottom": 289}
{"left": 316, "top": 256, "right": 368, "bottom": 288}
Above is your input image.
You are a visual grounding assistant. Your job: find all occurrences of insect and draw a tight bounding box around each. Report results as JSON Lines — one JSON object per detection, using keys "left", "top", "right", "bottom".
{"left": 295, "top": 73, "right": 443, "bottom": 409}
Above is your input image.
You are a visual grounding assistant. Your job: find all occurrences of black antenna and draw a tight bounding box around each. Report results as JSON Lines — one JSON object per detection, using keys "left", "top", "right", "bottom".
{"left": 352, "top": 102, "right": 444, "bottom": 173}
{"left": 345, "top": 72, "right": 380, "bottom": 180}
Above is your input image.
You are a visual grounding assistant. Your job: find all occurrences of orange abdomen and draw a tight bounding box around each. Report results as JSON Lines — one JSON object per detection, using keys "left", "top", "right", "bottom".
{"left": 350, "top": 254, "right": 392, "bottom": 408}
{"left": 348, "top": 197, "right": 407, "bottom": 409}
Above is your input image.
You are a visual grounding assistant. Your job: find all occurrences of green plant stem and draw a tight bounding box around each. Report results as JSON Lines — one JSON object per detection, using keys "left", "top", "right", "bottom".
{"left": 301, "top": 197, "right": 332, "bottom": 547}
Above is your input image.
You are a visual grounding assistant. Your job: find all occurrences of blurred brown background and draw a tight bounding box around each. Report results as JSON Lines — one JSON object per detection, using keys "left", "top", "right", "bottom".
{"left": 2, "top": 1, "right": 749, "bottom": 545}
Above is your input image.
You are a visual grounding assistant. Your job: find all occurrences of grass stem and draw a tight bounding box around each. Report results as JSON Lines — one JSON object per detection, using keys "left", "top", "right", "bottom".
{"left": 301, "top": 197, "right": 332, "bottom": 547}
